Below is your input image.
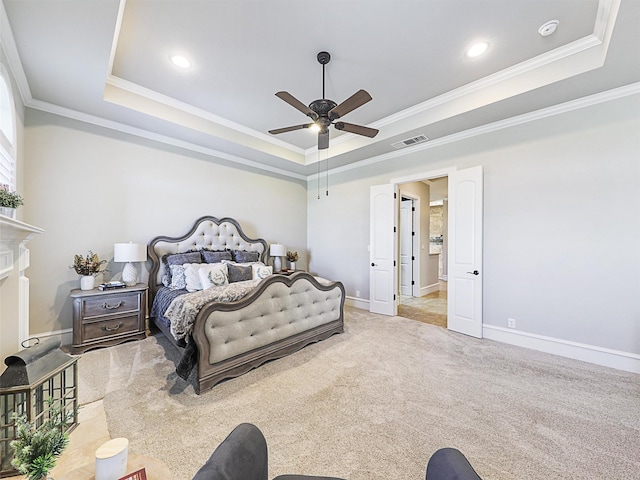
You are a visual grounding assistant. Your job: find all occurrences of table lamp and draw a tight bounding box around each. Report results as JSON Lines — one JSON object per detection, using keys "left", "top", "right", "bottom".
{"left": 114, "top": 242, "right": 147, "bottom": 286}
{"left": 269, "top": 243, "right": 285, "bottom": 272}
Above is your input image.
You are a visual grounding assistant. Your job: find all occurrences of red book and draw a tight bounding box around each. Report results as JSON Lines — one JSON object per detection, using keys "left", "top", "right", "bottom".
{"left": 119, "top": 468, "right": 147, "bottom": 480}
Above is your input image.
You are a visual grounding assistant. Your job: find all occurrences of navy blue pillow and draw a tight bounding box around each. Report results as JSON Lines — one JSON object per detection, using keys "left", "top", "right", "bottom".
{"left": 232, "top": 250, "right": 260, "bottom": 263}
{"left": 202, "top": 249, "right": 232, "bottom": 263}
{"left": 227, "top": 264, "right": 253, "bottom": 283}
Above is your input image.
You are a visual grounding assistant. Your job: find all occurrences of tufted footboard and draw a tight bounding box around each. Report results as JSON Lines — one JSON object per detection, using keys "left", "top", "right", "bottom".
{"left": 192, "top": 272, "right": 345, "bottom": 393}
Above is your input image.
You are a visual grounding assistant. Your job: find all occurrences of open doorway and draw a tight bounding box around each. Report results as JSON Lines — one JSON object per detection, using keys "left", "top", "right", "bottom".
{"left": 397, "top": 176, "right": 448, "bottom": 328}
{"left": 370, "top": 166, "right": 483, "bottom": 337}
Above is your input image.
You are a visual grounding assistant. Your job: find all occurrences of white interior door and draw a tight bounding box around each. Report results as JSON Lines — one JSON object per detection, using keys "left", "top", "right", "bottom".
{"left": 447, "top": 166, "right": 483, "bottom": 338}
{"left": 400, "top": 199, "right": 413, "bottom": 297}
{"left": 370, "top": 184, "right": 398, "bottom": 315}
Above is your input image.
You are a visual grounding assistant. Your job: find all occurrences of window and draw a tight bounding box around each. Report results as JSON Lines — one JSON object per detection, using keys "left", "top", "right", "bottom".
{"left": 0, "top": 70, "right": 16, "bottom": 187}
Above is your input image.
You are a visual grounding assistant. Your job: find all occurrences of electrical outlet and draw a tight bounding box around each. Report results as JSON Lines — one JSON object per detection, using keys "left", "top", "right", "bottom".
{"left": 356, "top": 290, "right": 360, "bottom": 298}
{"left": 507, "top": 318, "right": 516, "bottom": 329}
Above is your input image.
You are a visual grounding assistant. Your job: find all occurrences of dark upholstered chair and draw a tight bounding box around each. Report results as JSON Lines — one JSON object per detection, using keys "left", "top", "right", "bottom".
{"left": 425, "top": 448, "right": 482, "bottom": 480}
{"left": 191, "top": 423, "right": 345, "bottom": 480}
{"left": 192, "top": 423, "right": 481, "bottom": 480}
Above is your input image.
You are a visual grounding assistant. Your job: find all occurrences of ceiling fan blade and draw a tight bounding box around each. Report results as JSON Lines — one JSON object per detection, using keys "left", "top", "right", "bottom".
{"left": 275, "top": 91, "right": 318, "bottom": 120}
{"left": 269, "top": 123, "right": 314, "bottom": 135}
{"left": 318, "top": 131, "right": 329, "bottom": 150}
{"left": 328, "top": 89, "right": 372, "bottom": 121}
{"left": 334, "top": 121, "right": 379, "bottom": 138}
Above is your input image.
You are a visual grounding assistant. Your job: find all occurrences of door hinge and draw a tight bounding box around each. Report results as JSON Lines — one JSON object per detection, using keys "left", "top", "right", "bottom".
{"left": 411, "top": 280, "right": 415, "bottom": 285}
{"left": 412, "top": 231, "right": 415, "bottom": 236}
{"left": 393, "top": 260, "right": 396, "bottom": 266}
{"left": 393, "top": 226, "right": 396, "bottom": 233}
{"left": 394, "top": 192, "right": 397, "bottom": 199}
{"left": 412, "top": 207, "right": 415, "bottom": 212}
{"left": 412, "top": 256, "right": 415, "bottom": 261}
{"left": 393, "top": 294, "right": 396, "bottom": 301}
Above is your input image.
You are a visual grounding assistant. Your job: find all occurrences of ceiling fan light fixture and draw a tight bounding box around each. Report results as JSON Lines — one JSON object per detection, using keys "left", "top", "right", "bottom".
{"left": 309, "top": 123, "right": 321, "bottom": 133}
{"left": 170, "top": 55, "right": 191, "bottom": 69}
{"left": 466, "top": 41, "right": 489, "bottom": 58}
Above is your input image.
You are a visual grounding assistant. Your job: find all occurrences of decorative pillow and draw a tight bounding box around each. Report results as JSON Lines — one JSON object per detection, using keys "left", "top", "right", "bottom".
{"left": 201, "top": 249, "right": 233, "bottom": 264}
{"left": 168, "top": 264, "right": 188, "bottom": 290}
{"left": 198, "top": 263, "right": 229, "bottom": 290}
{"left": 183, "top": 263, "right": 208, "bottom": 292}
{"left": 232, "top": 250, "right": 260, "bottom": 263}
{"left": 227, "top": 263, "right": 253, "bottom": 283}
{"left": 162, "top": 251, "right": 202, "bottom": 286}
{"left": 252, "top": 264, "right": 273, "bottom": 280}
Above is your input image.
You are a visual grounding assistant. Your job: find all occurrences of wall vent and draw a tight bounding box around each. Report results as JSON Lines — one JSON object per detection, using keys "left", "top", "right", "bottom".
{"left": 392, "top": 134, "right": 429, "bottom": 149}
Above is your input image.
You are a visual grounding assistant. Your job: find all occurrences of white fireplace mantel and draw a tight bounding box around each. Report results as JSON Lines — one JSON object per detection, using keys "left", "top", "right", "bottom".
{"left": 0, "top": 214, "right": 44, "bottom": 372}
{"left": 0, "top": 215, "right": 44, "bottom": 242}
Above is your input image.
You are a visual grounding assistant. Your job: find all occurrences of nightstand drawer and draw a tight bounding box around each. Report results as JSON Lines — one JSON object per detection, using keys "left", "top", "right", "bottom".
{"left": 81, "top": 292, "right": 141, "bottom": 319}
{"left": 82, "top": 315, "right": 140, "bottom": 341}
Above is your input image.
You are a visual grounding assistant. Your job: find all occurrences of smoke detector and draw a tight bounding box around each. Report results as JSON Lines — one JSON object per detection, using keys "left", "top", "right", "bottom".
{"left": 539, "top": 20, "right": 559, "bottom": 37}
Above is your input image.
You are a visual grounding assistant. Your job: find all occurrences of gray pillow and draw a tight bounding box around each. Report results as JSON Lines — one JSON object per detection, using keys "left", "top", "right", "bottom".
{"left": 232, "top": 250, "right": 260, "bottom": 263}
{"left": 202, "top": 249, "right": 233, "bottom": 263}
{"left": 161, "top": 251, "right": 202, "bottom": 286}
{"left": 227, "top": 264, "right": 253, "bottom": 283}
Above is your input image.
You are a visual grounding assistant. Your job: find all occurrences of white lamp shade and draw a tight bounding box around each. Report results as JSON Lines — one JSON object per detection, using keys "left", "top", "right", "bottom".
{"left": 269, "top": 244, "right": 286, "bottom": 257}
{"left": 114, "top": 243, "right": 147, "bottom": 263}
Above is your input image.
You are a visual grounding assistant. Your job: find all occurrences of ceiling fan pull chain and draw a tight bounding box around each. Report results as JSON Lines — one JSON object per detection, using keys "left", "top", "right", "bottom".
{"left": 326, "top": 154, "right": 329, "bottom": 196}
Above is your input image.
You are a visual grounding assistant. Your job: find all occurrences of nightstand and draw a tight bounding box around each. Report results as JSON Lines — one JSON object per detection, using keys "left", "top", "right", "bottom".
{"left": 70, "top": 284, "right": 147, "bottom": 354}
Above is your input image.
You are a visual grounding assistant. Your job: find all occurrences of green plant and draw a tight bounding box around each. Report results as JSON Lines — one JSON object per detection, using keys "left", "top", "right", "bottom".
{"left": 0, "top": 184, "right": 24, "bottom": 208}
{"left": 70, "top": 251, "right": 107, "bottom": 276}
{"left": 286, "top": 250, "right": 298, "bottom": 262}
{"left": 10, "top": 399, "right": 77, "bottom": 480}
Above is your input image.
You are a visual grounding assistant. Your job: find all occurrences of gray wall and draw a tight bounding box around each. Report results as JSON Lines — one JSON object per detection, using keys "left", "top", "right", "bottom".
{"left": 307, "top": 94, "right": 640, "bottom": 355}
{"left": 22, "top": 110, "right": 307, "bottom": 336}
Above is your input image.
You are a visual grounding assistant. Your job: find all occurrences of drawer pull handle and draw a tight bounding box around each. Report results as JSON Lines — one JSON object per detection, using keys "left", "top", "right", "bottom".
{"left": 102, "top": 322, "right": 123, "bottom": 332}
{"left": 102, "top": 301, "right": 123, "bottom": 310}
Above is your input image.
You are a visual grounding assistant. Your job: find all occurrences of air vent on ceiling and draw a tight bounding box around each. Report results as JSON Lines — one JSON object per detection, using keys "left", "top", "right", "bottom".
{"left": 392, "top": 134, "right": 429, "bottom": 149}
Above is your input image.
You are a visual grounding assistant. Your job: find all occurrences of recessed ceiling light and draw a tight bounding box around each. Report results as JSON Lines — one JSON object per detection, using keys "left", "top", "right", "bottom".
{"left": 539, "top": 19, "right": 559, "bottom": 37}
{"left": 466, "top": 41, "right": 489, "bottom": 58}
{"left": 170, "top": 55, "right": 191, "bottom": 69}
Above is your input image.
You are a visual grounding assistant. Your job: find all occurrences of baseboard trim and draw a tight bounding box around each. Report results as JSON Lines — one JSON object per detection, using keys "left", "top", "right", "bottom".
{"left": 29, "top": 328, "right": 73, "bottom": 348}
{"left": 483, "top": 325, "right": 640, "bottom": 374}
{"left": 419, "top": 283, "right": 440, "bottom": 296}
{"left": 346, "top": 296, "right": 370, "bottom": 310}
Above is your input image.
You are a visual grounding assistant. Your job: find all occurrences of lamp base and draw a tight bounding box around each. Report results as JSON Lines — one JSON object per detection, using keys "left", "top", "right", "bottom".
{"left": 274, "top": 257, "right": 282, "bottom": 272}
{"left": 122, "top": 262, "right": 138, "bottom": 287}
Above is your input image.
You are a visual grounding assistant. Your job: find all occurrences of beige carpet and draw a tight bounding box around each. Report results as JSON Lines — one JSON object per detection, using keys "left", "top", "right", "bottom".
{"left": 78, "top": 307, "right": 640, "bottom": 480}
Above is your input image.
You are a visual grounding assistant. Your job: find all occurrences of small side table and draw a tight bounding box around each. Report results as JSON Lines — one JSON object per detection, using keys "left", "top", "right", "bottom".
{"left": 70, "top": 284, "right": 147, "bottom": 354}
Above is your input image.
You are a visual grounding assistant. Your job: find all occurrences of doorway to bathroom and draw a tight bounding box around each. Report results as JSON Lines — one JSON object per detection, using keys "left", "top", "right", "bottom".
{"left": 397, "top": 177, "right": 448, "bottom": 328}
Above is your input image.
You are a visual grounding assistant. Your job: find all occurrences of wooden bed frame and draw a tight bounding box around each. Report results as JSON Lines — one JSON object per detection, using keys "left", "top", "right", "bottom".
{"left": 147, "top": 216, "right": 345, "bottom": 394}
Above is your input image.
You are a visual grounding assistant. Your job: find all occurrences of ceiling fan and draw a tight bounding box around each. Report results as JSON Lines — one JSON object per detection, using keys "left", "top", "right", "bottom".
{"left": 269, "top": 51, "right": 379, "bottom": 150}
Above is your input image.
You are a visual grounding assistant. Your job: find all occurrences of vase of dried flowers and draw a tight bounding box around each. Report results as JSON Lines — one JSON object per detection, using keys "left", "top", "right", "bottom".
{"left": 70, "top": 251, "right": 107, "bottom": 290}
{"left": 286, "top": 250, "right": 299, "bottom": 271}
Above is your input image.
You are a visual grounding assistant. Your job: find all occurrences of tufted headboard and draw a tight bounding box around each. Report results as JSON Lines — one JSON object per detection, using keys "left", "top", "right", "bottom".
{"left": 147, "top": 216, "right": 268, "bottom": 304}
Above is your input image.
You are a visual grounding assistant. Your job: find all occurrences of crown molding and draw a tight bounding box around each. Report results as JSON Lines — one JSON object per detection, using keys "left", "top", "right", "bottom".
{"left": 26, "top": 97, "right": 307, "bottom": 181}
{"left": 307, "top": 82, "right": 640, "bottom": 181}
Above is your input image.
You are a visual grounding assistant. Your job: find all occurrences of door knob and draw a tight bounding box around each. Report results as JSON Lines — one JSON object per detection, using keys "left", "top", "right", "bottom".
{"left": 466, "top": 270, "right": 479, "bottom": 275}
{"left": 371, "top": 263, "right": 376, "bottom": 267}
